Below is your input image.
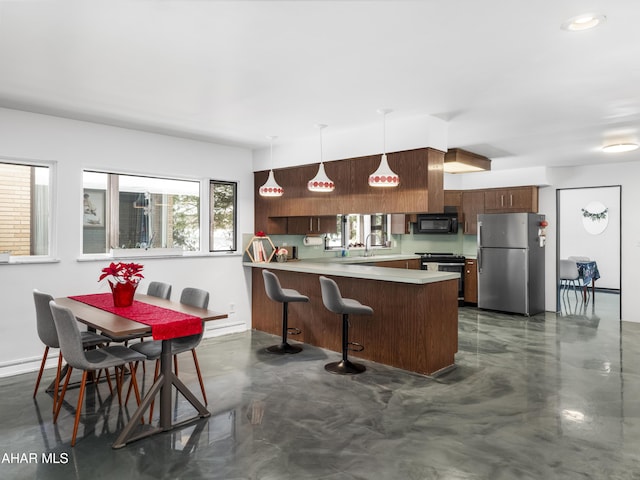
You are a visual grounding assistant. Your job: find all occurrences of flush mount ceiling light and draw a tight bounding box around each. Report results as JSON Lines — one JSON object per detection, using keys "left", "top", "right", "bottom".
{"left": 369, "top": 109, "right": 399, "bottom": 187}
{"left": 443, "top": 148, "right": 491, "bottom": 174}
{"left": 308, "top": 124, "right": 335, "bottom": 192}
{"left": 259, "top": 135, "right": 284, "bottom": 197}
{"left": 602, "top": 143, "right": 639, "bottom": 153}
{"left": 561, "top": 13, "right": 606, "bottom": 31}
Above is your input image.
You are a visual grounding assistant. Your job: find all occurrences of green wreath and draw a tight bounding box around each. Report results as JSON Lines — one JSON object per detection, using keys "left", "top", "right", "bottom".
{"left": 581, "top": 207, "right": 608, "bottom": 221}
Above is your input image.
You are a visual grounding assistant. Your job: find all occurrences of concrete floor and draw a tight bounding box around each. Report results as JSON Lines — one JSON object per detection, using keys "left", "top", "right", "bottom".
{"left": 2, "top": 292, "right": 640, "bottom": 479}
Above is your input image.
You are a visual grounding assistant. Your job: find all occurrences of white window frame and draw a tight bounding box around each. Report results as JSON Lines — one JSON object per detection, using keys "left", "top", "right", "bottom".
{"left": 0, "top": 157, "right": 57, "bottom": 263}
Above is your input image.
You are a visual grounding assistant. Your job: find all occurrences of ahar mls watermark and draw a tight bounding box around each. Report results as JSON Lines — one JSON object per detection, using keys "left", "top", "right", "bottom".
{"left": 1, "top": 452, "right": 69, "bottom": 464}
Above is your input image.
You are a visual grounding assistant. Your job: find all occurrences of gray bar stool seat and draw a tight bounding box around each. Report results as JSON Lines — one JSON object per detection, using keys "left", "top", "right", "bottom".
{"left": 319, "top": 276, "right": 373, "bottom": 375}
{"left": 262, "top": 270, "right": 309, "bottom": 354}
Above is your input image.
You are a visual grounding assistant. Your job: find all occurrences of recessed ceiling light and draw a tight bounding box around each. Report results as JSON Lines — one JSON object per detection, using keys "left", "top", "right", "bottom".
{"left": 602, "top": 143, "right": 639, "bottom": 153}
{"left": 561, "top": 13, "right": 606, "bottom": 31}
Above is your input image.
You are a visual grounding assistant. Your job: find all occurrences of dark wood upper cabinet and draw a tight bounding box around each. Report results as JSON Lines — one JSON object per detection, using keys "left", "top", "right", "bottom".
{"left": 484, "top": 186, "right": 538, "bottom": 213}
{"left": 254, "top": 147, "right": 445, "bottom": 233}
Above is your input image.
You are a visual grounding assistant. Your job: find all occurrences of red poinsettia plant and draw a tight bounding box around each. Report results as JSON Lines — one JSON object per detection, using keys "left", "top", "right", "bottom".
{"left": 98, "top": 262, "right": 145, "bottom": 285}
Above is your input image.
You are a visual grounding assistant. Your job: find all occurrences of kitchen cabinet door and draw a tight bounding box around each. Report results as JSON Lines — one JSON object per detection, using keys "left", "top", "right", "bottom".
{"left": 461, "top": 190, "right": 485, "bottom": 234}
{"left": 484, "top": 186, "right": 538, "bottom": 213}
{"left": 464, "top": 258, "right": 478, "bottom": 304}
{"left": 287, "top": 216, "right": 337, "bottom": 234}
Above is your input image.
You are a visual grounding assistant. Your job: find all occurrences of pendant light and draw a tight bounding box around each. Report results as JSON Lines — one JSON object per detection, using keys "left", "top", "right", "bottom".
{"left": 259, "top": 136, "right": 284, "bottom": 197}
{"left": 369, "top": 109, "right": 399, "bottom": 187}
{"left": 308, "top": 124, "right": 335, "bottom": 192}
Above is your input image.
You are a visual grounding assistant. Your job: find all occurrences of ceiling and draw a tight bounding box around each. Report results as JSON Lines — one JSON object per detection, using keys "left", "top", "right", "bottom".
{"left": 1, "top": 0, "right": 639, "bottom": 170}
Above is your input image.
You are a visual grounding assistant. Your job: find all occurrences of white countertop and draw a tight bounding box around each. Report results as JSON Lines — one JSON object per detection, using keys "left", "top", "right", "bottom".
{"left": 243, "top": 255, "right": 459, "bottom": 285}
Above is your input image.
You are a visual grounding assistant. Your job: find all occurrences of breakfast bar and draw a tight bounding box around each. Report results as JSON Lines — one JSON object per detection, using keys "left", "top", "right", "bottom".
{"left": 245, "top": 259, "right": 459, "bottom": 376}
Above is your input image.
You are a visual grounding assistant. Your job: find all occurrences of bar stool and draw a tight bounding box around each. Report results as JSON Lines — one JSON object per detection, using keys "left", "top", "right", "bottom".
{"left": 262, "top": 270, "right": 309, "bottom": 354}
{"left": 319, "top": 276, "right": 373, "bottom": 375}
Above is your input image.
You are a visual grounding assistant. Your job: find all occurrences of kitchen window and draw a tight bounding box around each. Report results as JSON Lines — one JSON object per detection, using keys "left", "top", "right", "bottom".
{"left": 0, "top": 160, "right": 52, "bottom": 259}
{"left": 209, "top": 180, "right": 237, "bottom": 252}
{"left": 325, "top": 214, "right": 390, "bottom": 250}
{"left": 82, "top": 171, "right": 200, "bottom": 254}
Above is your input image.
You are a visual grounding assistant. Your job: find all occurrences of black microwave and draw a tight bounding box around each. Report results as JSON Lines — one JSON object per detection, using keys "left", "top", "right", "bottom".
{"left": 415, "top": 213, "right": 458, "bottom": 234}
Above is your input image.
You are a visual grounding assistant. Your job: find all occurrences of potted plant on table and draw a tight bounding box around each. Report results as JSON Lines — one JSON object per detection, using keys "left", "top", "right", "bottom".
{"left": 99, "top": 262, "right": 144, "bottom": 307}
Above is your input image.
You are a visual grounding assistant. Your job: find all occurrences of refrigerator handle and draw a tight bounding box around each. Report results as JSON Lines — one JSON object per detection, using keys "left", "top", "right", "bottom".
{"left": 477, "top": 223, "right": 482, "bottom": 273}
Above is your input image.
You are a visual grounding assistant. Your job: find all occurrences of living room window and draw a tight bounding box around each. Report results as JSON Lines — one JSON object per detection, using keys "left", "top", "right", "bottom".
{"left": 0, "top": 160, "right": 51, "bottom": 259}
{"left": 82, "top": 171, "right": 200, "bottom": 254}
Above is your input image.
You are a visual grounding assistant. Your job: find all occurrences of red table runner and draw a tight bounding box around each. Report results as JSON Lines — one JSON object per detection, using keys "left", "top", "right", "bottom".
{"left": 69, "top": 293, "right": 202, "bottom": 340}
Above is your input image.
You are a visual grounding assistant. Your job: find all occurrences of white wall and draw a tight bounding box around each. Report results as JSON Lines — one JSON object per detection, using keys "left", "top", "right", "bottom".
{"left": 540, "top": 160, "right": 640, "bottom": 322}
{"left": 0, "top": 108, "right": 255, "bottom": 376}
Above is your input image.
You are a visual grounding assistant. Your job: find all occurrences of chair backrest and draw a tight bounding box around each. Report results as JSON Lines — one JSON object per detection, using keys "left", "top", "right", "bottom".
{"left": 48, "top": 301, "right": 90, "bottom": 370}
{"left": 568, "top": 256, "right": 590, "bottom": 263}
{"left": 34, "top": 290, "right": 59, "bottom": 348}
{"left": 175, "top": 288, "right": 209, "bottom": 347}
{"left": 319, "top": 276, "right": 346, "bottom": 314}
{"left": 147, "top": 281, "right": 172, "bottom": 300}
{"left": 560, "top": 259, "right": 579, "bottom": 281}
{"left": 180, "top": 287, "right": 209, "bottom": 309}
{"left": 262, "top": 270, "right": 286, "bottom": 303}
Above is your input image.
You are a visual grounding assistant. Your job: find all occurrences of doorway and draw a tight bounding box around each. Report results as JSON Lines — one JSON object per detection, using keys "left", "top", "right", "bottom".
{"left": 556, "top": 186, "right": 621, "bottom": 319}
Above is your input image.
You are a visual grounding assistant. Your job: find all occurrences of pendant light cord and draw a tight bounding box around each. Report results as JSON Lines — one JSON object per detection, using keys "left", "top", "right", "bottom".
{"left": 382, "top": 112, "right": 387, "bottom": 155}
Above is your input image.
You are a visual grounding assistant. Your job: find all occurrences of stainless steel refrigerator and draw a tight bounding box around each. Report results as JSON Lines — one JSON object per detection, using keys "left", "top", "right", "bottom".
{"left": 477, "top": 212, "right": 545, "bottom": 316}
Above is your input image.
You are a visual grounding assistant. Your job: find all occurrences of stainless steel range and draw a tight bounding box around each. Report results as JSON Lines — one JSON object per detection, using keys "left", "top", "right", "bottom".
{"left": 415, "top": 252, "right": 466, "bottom": 305}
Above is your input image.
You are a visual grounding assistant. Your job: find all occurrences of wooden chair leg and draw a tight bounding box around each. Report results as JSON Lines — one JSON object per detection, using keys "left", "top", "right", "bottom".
{"left": 33, "top": 346, "right": 49, "bottom": 398}
{"left": 71, "top": 371, "right": 88, "bottom": 447}
{"left": 129, "top": 362, "right": 142, "bottom": 406}
{"left": 52, "top": 352, "right": 63, "bottom": 413}
{"left": 54, "top": 365, "right": 73, "bottom": 424}
{"left": 191, "top": 349, "right": 207, "bottom": 405}
{"left": 114, "top": 367, "right": 123, "bottom": 405}
{"left": 104, "top": 367, "right": 113, "bottom": 395}
{"left": 125, "top": 361, "right": 138, "bottom": 404}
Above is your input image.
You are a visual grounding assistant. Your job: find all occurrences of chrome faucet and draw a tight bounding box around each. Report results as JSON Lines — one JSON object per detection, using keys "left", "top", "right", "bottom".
{"left": 364, "top": 232, "right": 386, "bottom": 257}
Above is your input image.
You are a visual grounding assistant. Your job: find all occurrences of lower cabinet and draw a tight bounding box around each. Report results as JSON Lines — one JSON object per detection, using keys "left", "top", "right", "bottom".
{"left": 464, "top": 258, "right": 478, "bottom": 304}
{"left": 374, "top": 258, "right": 421, "bottom": 269}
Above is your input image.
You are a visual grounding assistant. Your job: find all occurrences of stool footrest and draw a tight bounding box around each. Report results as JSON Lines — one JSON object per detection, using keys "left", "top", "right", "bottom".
{"left": 287, "top": 327, "right": 302, "bottom": 336}
{"left": 348, "top": 342, "right": 364, "bottom": 352}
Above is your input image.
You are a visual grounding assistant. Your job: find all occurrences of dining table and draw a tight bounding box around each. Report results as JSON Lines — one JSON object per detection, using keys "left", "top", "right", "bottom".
{"left": 54, "top": 293, "right": 227, "bottom": 448}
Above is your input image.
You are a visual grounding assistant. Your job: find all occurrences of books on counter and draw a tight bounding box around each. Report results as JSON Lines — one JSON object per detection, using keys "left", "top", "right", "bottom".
{"left": 252, "top": 239, "right": 268, "bottom": 262}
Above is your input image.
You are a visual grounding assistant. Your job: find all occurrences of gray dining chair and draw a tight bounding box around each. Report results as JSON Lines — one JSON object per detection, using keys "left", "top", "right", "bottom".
{"left": 49, "top": 300, "right": 147, "bottom": 446}
{"left": 147, "top": 281, "right": 172, "bottom": 301}
{"left": 33, "top": 290, "right": 109, "bottom": 412}
{"left": 319, "top": 276, "right": 373, "bottom": 375}
{"left": 130, "top": 287, "right": 210, "bottom": 412}
{"left": 559, "top": 259, "right": 580, "bottom": 301}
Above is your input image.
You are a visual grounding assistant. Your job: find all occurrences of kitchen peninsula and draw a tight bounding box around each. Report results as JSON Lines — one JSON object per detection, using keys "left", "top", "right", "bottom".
{"left": 245, "top": 256, "right": 459, "bottom": 376}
